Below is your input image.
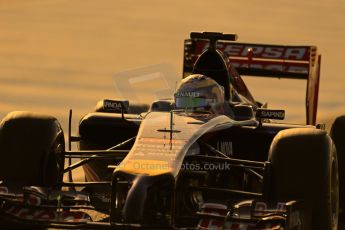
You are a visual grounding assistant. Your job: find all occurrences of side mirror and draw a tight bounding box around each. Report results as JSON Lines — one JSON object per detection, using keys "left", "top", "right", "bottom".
{"left": 233, "top": 105, "right": 254, "bottom": 121}
{"left": 149, "top": 99, "right": 174, "bottom": 112}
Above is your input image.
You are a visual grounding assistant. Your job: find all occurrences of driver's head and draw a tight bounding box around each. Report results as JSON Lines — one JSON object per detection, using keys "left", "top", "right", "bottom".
{"left": 174, "top": 74, "right": 225, "bottom": 114}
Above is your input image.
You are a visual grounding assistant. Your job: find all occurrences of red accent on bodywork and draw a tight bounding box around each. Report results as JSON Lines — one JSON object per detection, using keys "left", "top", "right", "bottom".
{"left": 193, "top": 40, "right": 311, "bottom": 61}
{"left": 229, "top": 58, "right": 310, "bottom": 74}
{"left": 34, "top": 210, "right": 56, "bottom": 220}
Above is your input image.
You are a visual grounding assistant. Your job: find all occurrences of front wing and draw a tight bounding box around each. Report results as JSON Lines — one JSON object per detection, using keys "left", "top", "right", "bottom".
{"left": 0, "top": 185, "right": 310, "bottom": 229}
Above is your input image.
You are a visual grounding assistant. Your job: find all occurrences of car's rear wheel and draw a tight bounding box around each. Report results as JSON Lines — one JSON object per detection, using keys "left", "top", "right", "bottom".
{"left": 268, "top": 128, "right": 339, "bottom": 230}
{"left": 330, "top": 115, "right": 345, "bottom": 219}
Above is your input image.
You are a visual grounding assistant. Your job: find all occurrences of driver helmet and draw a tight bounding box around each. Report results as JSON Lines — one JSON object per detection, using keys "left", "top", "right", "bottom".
{"left": 174, "top": 74, "right": 225, "bottom": 114}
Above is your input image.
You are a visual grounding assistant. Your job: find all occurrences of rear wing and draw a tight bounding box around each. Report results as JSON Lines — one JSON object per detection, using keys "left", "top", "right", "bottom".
{"left": 183, "top": 39, "right": 321, "bottom": 125}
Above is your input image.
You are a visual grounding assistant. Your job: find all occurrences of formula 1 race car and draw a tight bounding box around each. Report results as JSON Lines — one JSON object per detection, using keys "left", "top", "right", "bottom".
{"left": 0, "top": 32, "right": 344, "bottom": 230}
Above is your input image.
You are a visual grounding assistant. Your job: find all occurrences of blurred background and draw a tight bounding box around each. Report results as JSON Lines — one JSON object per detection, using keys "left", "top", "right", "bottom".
{"left": 0, "top": 0, "right": 344, "bottom": 133}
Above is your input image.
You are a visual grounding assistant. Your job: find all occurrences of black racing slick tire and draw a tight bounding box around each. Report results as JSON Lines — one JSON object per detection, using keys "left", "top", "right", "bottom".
{"left": 268, "top": 128, "right": 339, "bottom": 230}
{"left": 330, "top": 115, "right": 345, "bottom": 217}
{"left": 0, "top": 111, "right": 65, "bottom": 189}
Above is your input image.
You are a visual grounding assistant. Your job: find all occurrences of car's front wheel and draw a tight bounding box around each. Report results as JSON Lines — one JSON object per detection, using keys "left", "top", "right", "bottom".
{"left": 268, "top": 128, "right": 339, "bottom": 230}
{"left": 0, "top": 111, "right": 65, "bottom": 189}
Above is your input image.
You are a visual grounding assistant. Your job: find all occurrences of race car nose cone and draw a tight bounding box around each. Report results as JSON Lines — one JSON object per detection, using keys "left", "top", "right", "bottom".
{"left": 121, "top": 173, "right": 174, "bottom": 223}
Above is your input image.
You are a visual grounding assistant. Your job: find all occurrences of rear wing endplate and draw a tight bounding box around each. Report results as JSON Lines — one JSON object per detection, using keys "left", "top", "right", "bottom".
{"left": 183, "top": 39, "right": 321, "bottom": 125}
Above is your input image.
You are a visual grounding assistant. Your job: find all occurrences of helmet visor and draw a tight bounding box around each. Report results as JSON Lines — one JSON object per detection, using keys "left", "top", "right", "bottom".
{"left": 175, "top": 96, "right": 216, "bottom": 109}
